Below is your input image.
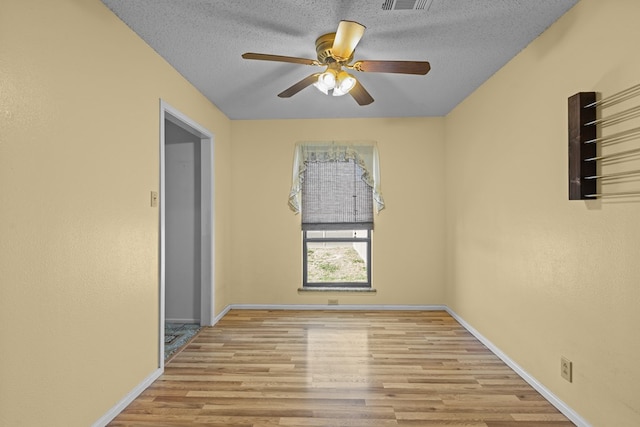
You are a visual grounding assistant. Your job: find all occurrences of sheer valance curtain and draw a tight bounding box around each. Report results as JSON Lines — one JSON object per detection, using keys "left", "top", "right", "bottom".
{"left": 288, "top": 141, "right": 385, "bottom": 215}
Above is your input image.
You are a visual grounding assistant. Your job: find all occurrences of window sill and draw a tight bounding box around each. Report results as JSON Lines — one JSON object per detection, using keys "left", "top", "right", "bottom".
{"left": 298, "top": 287, "right": 377, "bottom": 293}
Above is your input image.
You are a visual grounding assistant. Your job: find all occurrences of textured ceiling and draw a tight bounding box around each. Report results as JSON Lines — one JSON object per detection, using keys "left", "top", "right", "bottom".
{"left": 101, "top": 0, "right": 578, "bottom": 120}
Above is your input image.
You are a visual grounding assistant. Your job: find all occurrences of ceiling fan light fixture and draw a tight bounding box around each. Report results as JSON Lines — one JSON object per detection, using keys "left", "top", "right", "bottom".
{"left": 336, "top": 71, "right": 357, "bottom": 93}
{"left": 315, "top": 69, "right": 357, "bottom": 97}
{"left": 313, "top": 81, "right": 329, "bottom": 95}
{"left": 318, "top": 69, "right": 337, "bottom": 90}
{"left": 332, "top": 86, "right": 348, "bottom": 97}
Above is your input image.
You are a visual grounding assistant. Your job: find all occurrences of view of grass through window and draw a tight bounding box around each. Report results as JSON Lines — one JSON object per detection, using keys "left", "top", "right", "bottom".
{"left": 307, "top": 243, "right": 367, "bottom": 283}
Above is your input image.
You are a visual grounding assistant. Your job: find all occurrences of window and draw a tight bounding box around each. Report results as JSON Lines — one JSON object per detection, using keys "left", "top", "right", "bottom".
{"left": 289, "top": 142, "right": 384, "bottom": 289}
{"left": 303, "top": 229, "right": 371, "bottom": 287}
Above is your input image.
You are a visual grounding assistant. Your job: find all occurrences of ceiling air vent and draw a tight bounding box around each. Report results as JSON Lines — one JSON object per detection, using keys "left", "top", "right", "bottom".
{"left": 382, "top": 0, "right": 433, "bottom": 11}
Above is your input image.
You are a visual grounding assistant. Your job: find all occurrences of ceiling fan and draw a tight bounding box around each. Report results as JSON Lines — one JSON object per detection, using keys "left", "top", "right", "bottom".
{"left": 242, "top": 20, "right": 431, "bottom": 106}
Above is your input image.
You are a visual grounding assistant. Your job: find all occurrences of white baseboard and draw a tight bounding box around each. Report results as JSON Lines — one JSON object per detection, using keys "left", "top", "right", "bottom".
{"left": 445, "top": 308, "right": 590, "bottom": 427}
{"left": 213, "top": 304, "right": 231, "bottom": 323}
{"left": 92, "top": 368, "right": 162, "bottom": 427}
{"left": 228, "top": 303, "right": 448, "bottom": 311}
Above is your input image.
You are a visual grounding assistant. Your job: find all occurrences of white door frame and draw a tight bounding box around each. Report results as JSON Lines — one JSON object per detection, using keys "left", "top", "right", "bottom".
{"left": 159, "top": 100, "right": 214, "bottom": 368}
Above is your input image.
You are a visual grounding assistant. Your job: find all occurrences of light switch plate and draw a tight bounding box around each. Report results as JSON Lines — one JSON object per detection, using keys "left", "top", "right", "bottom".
{"left": 150, "top": 191, "right": 158, "bottom": 207}
{"left": 561, "top": 357, "right": 572, "bottom": 382}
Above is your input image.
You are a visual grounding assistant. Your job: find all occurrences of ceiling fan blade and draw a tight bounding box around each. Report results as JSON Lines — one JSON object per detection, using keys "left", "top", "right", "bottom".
{"left": 242, "top": 52, "right": 318, "bottom": 66}
{"left": 349, "top": 80, "right": 374, "bottom": 106}
{"left": 353, "top": 60, "right": 431, "bottom": 75}
{"left": 278, "top": 73, "right": 320, "bottom": 98}
{"left": 332, "top": 21, "right": 366, "bottom": 60}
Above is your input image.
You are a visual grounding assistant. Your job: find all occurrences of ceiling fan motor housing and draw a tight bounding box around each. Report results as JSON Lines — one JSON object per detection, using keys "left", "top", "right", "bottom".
{"left": 315, "top": 33, "right": 353, "bottom": 65}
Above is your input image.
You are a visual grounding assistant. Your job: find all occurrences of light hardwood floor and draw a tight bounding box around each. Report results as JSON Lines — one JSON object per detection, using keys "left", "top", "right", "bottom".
{"left": 109, "top": 310, "right": 575, "bottom": 426}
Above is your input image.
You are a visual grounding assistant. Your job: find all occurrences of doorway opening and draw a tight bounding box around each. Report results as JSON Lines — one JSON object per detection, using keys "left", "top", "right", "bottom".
{"left": 159, "top": 100, "right": 214, "bottom": 368}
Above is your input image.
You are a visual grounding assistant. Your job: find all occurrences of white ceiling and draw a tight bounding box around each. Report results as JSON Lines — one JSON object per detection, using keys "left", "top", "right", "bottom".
{"left": 101, "top": 0, "right": 579, "bottom": 120}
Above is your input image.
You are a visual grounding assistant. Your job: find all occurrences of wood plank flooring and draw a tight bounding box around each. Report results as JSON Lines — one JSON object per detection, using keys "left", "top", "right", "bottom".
{"left": 109, "top": 310, "right": 575, "bottom": 426}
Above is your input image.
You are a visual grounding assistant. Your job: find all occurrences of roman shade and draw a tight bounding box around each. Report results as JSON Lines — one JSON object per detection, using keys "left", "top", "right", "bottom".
{"left": 288, "top": 141, "right": 385, "bottom": 230}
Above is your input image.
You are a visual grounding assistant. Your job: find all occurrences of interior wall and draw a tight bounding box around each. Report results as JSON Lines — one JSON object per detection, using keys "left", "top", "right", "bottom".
{"left": 0, "top": 1, "right": 231, "bottom": 426}
{"left": 229, "top": 117, "right": 446, "bottom": 306}
{"left": 444, "top": 0, "right": 640, "bottom": 425}
{"left": 165, "top": 120, "right": 201, "bottom": 323}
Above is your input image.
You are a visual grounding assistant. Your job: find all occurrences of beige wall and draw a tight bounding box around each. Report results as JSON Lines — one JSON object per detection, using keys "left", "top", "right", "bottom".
{"left": 445, "top": 0, "right": 640, "bottom": 425}
{"left": 0, "top": 1, "right": 231, "bottom": 425}
{"left": 229, "top": 118, "right": 446, "bottom": 306}
{"left": 4, "top": 0, "right": 638, "bottom": 425}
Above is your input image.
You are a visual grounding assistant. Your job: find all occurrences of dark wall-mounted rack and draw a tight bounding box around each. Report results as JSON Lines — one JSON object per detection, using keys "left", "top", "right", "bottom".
{"left": 568, "top": 84, "right": 640, "bottom": 200}
{"left": 568, "top": 92, "right": 597, "bottom": 200}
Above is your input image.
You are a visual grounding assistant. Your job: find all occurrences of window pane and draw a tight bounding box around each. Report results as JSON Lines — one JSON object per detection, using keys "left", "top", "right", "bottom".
{"left": 306, "top": 241, "right": 368, "bottom": 283}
